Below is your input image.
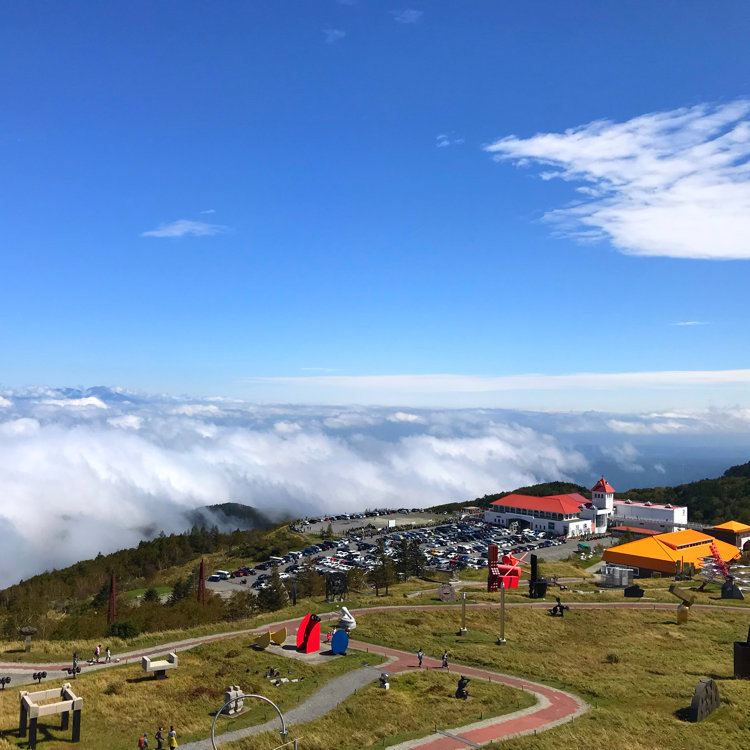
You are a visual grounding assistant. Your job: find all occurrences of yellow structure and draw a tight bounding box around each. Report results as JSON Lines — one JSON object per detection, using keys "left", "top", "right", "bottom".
{"left": 270, "top": 627, "right": 287, "bottom": 646}
{"left": 252, "top": 631, "right": 271, "bottom": 649}
{"left": 712, "top": 521, "right": 750, "bottom": 552}
{"left": 603, "top": 528, "right": 740, "bottom": 576}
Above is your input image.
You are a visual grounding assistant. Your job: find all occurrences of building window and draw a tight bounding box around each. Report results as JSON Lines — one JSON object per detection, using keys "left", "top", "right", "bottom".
{"left": 548, "top": 521, "right": 554, "bottom": 530}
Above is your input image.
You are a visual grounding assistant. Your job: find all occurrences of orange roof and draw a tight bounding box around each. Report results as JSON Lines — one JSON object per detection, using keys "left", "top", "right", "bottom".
{"left": 714, "top": 520, "right": 750, "bottom": 532}
{"left": 591, "top": 477, "right": 615, "bottom": 493}
{"left": 602, "top": 531, "right": 740, "bottom": 575}
{"left": 490, "top": 493, "right": 587, "bottom": 515}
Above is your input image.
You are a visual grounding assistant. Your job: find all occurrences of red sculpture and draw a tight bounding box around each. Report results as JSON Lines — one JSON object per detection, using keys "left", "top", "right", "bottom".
{"left": 296, "top": 613, "right": 321, "bottom": 653}
{"left": 487, "top": 544, "right": 526, "bottom": 591}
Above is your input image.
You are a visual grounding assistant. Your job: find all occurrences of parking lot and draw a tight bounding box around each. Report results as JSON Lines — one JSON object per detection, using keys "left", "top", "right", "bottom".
{"left": 206, "top": 510, "right": 617, "bottom": 597}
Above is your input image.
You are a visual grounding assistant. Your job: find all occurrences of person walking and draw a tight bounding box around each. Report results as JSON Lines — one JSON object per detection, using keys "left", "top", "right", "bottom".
{"left": 417, "top": 648, "right": 424, "bottom": 667}
{"left": 95, "top": 644, "right": 101, "bottom": 662}
{"left": 155, "top": 727, "right": 164, "bottom": 750}
{"left": 138, "top": 731, "right": 148, "bottom": 748}
{"left": 442, "top": 650, "right": 448, "bottom": 669}
{"left": 168, "top": 726, "right": 178, "bottom": 748}
{"left": 105, "top": 646, "right": 111, "bottom": 663}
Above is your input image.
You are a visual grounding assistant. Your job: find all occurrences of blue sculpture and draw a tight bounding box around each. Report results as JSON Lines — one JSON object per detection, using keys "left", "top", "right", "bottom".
{"left": 330, "top": 629, "right": 349, "bottom": 655}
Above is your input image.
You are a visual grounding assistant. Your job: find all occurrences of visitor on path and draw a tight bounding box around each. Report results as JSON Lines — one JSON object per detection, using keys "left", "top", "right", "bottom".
{"left": 95, "top": 644, "right": 101, "bottom": 661}
{"left": 138, "top": 731, "right": 148, "bottom": 747}
{"left": 168, "top": 726, "right": 178, "bottom": 748}
{"left": 105, "top": 646, "right": 111, "bottom": 663}
{"left": 155, "top": 726, "right": 164, "bottom": 749}
{"left": 417, "top": 648, "right": 424, "bottom": 667}
{"left": 442, "top": 650, "right": 448, "bottom": 669}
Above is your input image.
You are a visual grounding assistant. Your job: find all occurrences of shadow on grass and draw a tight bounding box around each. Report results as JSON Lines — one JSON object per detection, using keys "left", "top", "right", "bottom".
{"left": 126, "top": 675, "right": 158, "bottom": 684}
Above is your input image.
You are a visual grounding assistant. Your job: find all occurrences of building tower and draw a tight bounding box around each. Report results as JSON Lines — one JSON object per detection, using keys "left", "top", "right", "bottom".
{"left": 591, "top": 477, "right": 615, "bottom": 512}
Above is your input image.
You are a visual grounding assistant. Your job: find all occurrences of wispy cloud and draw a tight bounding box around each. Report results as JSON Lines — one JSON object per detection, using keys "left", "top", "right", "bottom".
{"left": 391, "top": 9, "right": 423, "bottom": 23}
{"left": 436, "top": 133, "right": 465, "bottom": 148}
{"left": 485, "top": 100, "right": 750, "bottom": 260}
{"left": 323, "top": 28, "right": 346, "bottom": 44}
{"left": 141, "top": 219, "right": 229, "bottom": 238}
{"left": 673, "top": 321, "right": 709, "bottom": 326}
{"left": 199, "top": 209, "right": 216, "bottom": 215}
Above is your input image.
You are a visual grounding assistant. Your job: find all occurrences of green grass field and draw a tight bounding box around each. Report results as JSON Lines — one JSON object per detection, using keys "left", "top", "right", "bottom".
{"left": 0, "top": 641, "right": 384, "bottom": 750}
{"left": 223, "top": 670, "right": 535, "bottom": 750}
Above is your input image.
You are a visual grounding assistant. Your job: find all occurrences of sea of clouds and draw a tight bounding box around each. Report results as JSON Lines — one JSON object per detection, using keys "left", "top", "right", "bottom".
{"left": 0, "top": 386, "right": 748, "bottom": 587}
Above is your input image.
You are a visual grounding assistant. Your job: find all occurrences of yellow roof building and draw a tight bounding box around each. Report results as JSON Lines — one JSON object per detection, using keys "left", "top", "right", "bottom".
{"left": 603, "top": 528, "right": 740, "bottom": 575}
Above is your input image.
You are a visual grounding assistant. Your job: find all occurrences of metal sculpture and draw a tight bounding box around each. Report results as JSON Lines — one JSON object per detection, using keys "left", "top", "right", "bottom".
{"left": 528, "top": 554, "right": 548, "bottom": 599}
{"left": 379, "top": 672, "right": 390, "bottom": 690}
{"left": 330, "top": 629, "right": 349, "bottom": 655}
{"left": 668, "top": 584, "right": 696, "bottom": 625}
{"left": 549, "top": 596, "right": 569, "bottom": 617}
{"left": 488, "top": 544, "right": 526, "bottom": 592}
{"left": 107, "top": 573, "right": 117, "bottom": 624}
{"left": 689, "top": 678, "right": 720, "bottom": 722}
{"left": 0, "top": 676, "right": 10, "bottom": 690}
{"left": 32, "top": 672, "right": 46, "bottom": 685}
{"left": 326, "top": 572, "right": 348, "bottom": 601}
{"left": 197, "top": 560, "right": 206, "bottom": 607}
{"left": 734, "top": 625, "right": 750, "bottom": 679}
{"left": 624, "top": 584, "right": 645, "bottom": 598}
{"left": 455, "top": 676, "right": 470, "bottom": 700}
{"left": 296, "top": 613, "right": 321, "bottom": 654}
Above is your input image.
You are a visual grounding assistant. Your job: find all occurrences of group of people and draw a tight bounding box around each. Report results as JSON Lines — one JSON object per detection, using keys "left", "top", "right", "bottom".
{"left": 137, "top": 725, "right": 178, "bottom": 748}
{"left": 415, "top": 648, "right": 449, "bottom": 668}
{"left": 92, "top": 643, "right": 111, "bottom": 663}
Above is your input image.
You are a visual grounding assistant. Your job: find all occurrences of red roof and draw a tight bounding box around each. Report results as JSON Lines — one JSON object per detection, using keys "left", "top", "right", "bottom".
{"left": 490, "top": 493, "right": 588, "bottom": 515}
{"left": 591, "top": 477, "right": 615, "bottom": 493}
{"left": 611, "top": 525, "right": 660, "bottom": 536}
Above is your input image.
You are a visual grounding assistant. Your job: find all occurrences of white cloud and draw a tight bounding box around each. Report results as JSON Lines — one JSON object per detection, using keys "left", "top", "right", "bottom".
{"left": 141, "top": 219, "right": 229, "bottom": 238}
{"left": 436, "top": 133, "right": 465, "bottom": 148}
{"left": 601, "top": 442, "right": 644, "bottom": 473}
{"left": 674, "top": 321, "right": 709, "bottom": 326}
{"left": 323, "top": 28, "right": 346, "bottom": 44}
{"left": 0, "top": 396, "right": 11, "bottom": 408}
{"left": 0, "top": 390, "right": 589, "bottom": 586}
{"left": 387, "top": 411, "right": 424, "bottom": 423}
{"left": 199, "top": 209, "right": 216, "bottom": 214}
{"left": 485, "top": 100, "right": 750, "bottom": 259}
{"left": 43, "top": 396, "right": 107, "bottom": 409}
{"left": 391, "top": 9, "right": 423, "bottom": 23}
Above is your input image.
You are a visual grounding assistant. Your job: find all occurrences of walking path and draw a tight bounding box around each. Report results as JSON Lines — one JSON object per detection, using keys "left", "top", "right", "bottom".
{"left": 1, "top": 600, "right": 748, "bottom": 747}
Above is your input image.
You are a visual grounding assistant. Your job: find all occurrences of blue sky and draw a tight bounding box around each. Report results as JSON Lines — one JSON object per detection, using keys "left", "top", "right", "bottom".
{"left": 3, "top": 1, "right": 750, "bottom": 409}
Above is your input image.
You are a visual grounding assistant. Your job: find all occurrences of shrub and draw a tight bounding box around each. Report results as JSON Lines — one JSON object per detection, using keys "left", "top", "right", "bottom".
{"left": 605, "top": 652, "right": 620, "bottom": 664}
{"left": 106, "top": 621, "right": 140, "bottom": 639}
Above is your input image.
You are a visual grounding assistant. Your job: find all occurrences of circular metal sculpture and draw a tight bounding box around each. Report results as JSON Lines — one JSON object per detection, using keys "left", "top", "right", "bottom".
{"left": 210, "top": 693, "right": 287, "bottom": 749}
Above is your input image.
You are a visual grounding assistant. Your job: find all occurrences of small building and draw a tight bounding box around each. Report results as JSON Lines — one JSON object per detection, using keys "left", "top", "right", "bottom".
{"left": 611, "top": 498, "right": 687, "bottom": 532}
{"left": 602, "top": 528, "right": 740, "bottom": 578}
{"left": 710, "top": 521, "right": 750, "bottom": 554}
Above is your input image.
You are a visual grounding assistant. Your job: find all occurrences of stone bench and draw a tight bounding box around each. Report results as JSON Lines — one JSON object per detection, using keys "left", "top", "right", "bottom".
{"left": 141, "top": 652, "right": 178, "bottom": 679}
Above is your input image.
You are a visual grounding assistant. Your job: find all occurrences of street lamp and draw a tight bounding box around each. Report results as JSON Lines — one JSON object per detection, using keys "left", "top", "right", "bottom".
{"left": 210, "top": 693, "right": 289, "bottom": 750}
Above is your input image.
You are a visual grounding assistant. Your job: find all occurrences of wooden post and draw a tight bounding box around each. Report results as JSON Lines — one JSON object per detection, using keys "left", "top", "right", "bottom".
{"left": 19, "top": 702, "right": 27, "bottom": 737}
{"left": 72, "top": 708, "right": 82, "bottom": 742}
{"left": 29, "top": 717, "right": 38, "bottom": 749}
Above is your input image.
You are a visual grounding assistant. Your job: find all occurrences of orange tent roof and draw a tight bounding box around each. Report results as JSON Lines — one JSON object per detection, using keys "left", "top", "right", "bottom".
{"left": 714, "top": 520, "right": 750, "bottom": 532}
{"left": 602, "top": 530, "right": 740, "bottom": 575}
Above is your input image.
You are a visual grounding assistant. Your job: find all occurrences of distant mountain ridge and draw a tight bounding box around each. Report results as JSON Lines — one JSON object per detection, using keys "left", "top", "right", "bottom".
{"left": 186, "top": 502, "right": 280, "bottom": 532}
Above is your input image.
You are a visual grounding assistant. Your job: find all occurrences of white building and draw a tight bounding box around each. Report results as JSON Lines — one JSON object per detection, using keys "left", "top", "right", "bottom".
{"left": 484, "top": 492, "right": 594, "bottom": 538}
{"left": 611, "top": 498, "right": 687, "bottom": 532}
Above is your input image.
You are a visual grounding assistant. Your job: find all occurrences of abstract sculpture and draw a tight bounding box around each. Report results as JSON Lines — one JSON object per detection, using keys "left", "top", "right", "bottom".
{"left": 455, "top": 676, "right": 470, "bottom": 700}
{"left": 337, "top": 606, "right": 356, "bottom": 631}
{"left": 270, "top": 627, "right": 287, "bottom": 646}
{"left": 488, "top": 544, "right": 523, "bottom": 592}
{"left": 689, "top": 678, "right": 720, "bottom": 722}
{"left": 549, "top": 596, "right": 569, "bottom": 617}
{"left": 330, "top": 629, "right": 349, "bottom": 655}
{"left": 19, "top": 682, "right": 82, "bottom": 749}
{"left": 223, "top": 685, "right": 244, "bottom": 715}
{"left": 326, "top": 572, "right": 349, "bottom": 601}
{"left": 379, "top": 672, "right": 390, "bottom": 690}
{"left": 734, "top": 625, "right": 750, "bottom": 679}
{"left": 296, "top": 613, "right": 321, "bottom": 654}
{"left": 528, "top": 555, "right": 548, "bottom": 599}
{"left": 668, "top": 584, "right": 696, "bottom": 625}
